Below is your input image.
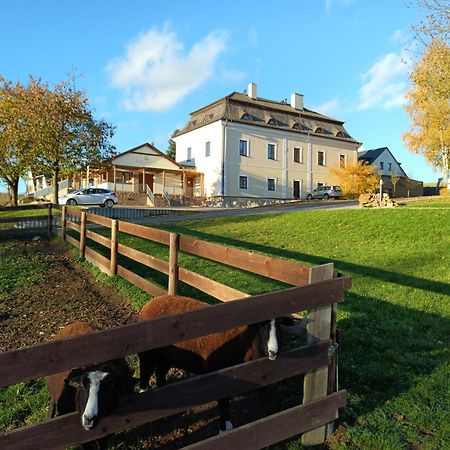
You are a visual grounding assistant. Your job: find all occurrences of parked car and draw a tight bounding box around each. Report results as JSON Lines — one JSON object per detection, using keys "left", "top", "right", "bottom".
{"left": 59, "top": 188, "right": 118, "bottom": 208}
{"left": 306, "top": 185, "right": 342, "bottom": 200}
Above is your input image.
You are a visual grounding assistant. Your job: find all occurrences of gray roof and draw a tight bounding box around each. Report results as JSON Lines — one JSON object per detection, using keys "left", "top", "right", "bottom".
{"left": 359, "top": 147, "right": 408, "bottom": 177}
{"left": 176, "top": 92, "right": 360, "bottom": 144}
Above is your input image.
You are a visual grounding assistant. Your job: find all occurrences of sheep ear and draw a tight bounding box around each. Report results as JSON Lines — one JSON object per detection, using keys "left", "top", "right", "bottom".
{"left": 65, "top": 375, "right": 82, "bottom": 389}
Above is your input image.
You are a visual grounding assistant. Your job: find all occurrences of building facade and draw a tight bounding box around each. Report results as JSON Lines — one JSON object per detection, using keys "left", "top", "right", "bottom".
{"left": 174, "top": 83, "right": 361, "bottom": 203}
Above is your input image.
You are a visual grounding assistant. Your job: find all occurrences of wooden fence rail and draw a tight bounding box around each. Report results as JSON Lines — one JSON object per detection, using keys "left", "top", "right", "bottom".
{"left": 0, "top": 204, "right": 352, "bottom": 449}
{"left": 0, "top": 203, "right": 55, "bottom": 237}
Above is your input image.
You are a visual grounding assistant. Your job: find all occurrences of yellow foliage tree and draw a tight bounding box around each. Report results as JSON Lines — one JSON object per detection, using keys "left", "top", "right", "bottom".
{"left": 331, "top": 161, "right": 380, "bottom": 198}
{"left": 403, "top": 39, "right": 450, "bottom": 186}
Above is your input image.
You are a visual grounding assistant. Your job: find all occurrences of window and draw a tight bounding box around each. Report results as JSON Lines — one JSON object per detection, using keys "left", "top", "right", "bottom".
{"left": 187, "top": 147, "right": 192, "bottom": 161}
{"left": 294, "top": 147, "right": 303, "bottom": 163}
{"left": 339, "top": 154, "right": 347, "bottom": 168}
{"left": 241, "top": 113, "right": 252, "bottom": 120}
{"left": 318, "top": 151, "right": 325, "bottom": 166}
{"left": 268, "top": 117, "right": 277, "bottom": 125}
{"left": 380, "top": 161, "right": 384, "bottom": 170}
{"left": 205, "top": 141, "right": 211, "bottom": 157}
{"left": 239, "top": 139, "right": 248, "bottom": 157}
{"left": 388, "top": 163, "right": 392, "bottom": 171}
{"left": 268, "top": 143, "right": 276, "bottom": 160}
{"left": 267, "top": 178, "right": 276, "bottom": 191}
{"left": 239, "top": 175, "right": 248, "bottom": 189}
{"left": 317, "top": 182, "right": 324, "bottom": 188}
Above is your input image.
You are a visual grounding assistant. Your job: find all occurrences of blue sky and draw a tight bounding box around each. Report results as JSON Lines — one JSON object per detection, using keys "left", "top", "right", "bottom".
{"left": 1, "top": 0, "right": 441, "bottom": 189}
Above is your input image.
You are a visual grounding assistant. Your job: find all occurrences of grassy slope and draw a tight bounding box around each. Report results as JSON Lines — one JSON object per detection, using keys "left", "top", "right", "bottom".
{"left": 145, "top": 206, "right": 449, "bottom": 449}
{"left": 2, "top": 202, "right": 449, "bottom": 449}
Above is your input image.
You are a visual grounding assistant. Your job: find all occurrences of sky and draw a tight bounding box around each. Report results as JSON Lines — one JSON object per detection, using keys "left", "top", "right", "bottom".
{"left": 0, "top": 0, "right": 442, "bottom": 191}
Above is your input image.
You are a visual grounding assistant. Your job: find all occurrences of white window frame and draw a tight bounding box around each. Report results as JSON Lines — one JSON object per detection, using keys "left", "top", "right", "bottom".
{"left": 205, "top": 141, "right": 211, "bottom": 157}
{"left": 239, "top": 139, "right": 249, "bottom": 157}
{"left": 267, "top": 177, "right": 277, "bottom": 192}
{"left": 317, "top": 150, "right": 326, "bottom": 166}
{"left": 187, "top": 147, "right": 192, "bottom": 162}
{"left": 267, "top": 142, "right": 277, "bottom": 161}
{"left": 239, "top": 174, "right": 249, "bottom": 190}
{"left": 339, "top": 154, "right": 347, "bottom": 168}
{"left": 293, "top": 146, "right": 303, "bottom": 164}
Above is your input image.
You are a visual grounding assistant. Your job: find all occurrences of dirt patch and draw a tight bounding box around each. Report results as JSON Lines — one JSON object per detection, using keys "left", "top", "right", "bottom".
{"left": 0, "top": 237, "right": 138, "bottom": 352}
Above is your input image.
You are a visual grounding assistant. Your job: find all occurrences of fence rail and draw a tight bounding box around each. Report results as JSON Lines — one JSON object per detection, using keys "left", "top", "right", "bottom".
{"left": 0, "top": 204, "right": 351, "bottom": 449}
{"left": 0, "top": 203, "right": 55, "bottom": 236}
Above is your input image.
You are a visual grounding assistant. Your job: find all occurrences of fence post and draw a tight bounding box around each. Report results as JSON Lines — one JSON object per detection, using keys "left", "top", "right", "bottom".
{"left": 168, "top": 232, "right": 179, "bottom": 295}
{"left": 79, "top": 211, "right": 87, "bottom": 258}
{"left": 301, "top": 262, "right": 334, "bottom": 446}
{"left": 110, "top": 219, "right": 119, "bottom": 276}
{"left": 47, "top": 204, "right": 53, "bottom": 237}
{"left": 61, "top": 206, "right": 67, "bottom": 240}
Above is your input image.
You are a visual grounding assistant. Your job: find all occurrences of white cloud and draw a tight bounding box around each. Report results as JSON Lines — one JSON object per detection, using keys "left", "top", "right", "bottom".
{"left": 357, "top": 52, "right": 408, "bottom": 110}
{"left": 313, "top": 97, "right": 341, "bottom": 115}
{"left": 107, "top": 26, "right": 229, "bottom": 111}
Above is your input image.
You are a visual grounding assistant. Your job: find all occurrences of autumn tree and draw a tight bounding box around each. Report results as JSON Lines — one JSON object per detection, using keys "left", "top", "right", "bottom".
{"left": 412, "top": 0, "right": 449, "bottom": 42}
{"left": 390, "top": 172, "right": 401, "bottom": 197}
{"left": 166, "top": 129, "right": 179, "bottom": 160}
{"left": 24, "top": 77, "right": 116, "bottom": 203}
{"left": 331, "top": 161, "right": 380, "bottom": 198}
{"left": 403, "top": 39, "right": 450, "bottom": 187}
{"left": 0, "top": 77, "right": 36, "bottom": 206}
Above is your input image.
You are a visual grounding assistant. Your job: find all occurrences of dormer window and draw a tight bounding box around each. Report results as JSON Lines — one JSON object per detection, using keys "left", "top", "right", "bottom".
{"left": 203, "top": 115, "right": 211, "bottom": 124}
{"left": 315, "top": 126, "right": 327, "bottom": 134}
{"left": 292, "top": 122, "right": 301, "bottom": 130}
{"left": 268, "top": 117, "right": 277, "bottom": 125}
{"left": 336, "top": 131, "right": 346, "bottom": 138}
{"left": 241, "top": 113, "right": 252, "bottom": 120}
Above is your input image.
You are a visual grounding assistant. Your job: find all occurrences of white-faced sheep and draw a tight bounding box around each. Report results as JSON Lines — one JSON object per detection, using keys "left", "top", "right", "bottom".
{"left": 138, "top": 295, "right": 281, "bottom": 432}
{"left": 46, "top": 321, "right": 135, "bottom": 450}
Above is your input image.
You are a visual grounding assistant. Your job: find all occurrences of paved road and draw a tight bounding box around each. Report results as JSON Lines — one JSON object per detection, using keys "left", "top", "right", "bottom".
{"left": 131, "top": 199, "right": 359, "bottom": 224}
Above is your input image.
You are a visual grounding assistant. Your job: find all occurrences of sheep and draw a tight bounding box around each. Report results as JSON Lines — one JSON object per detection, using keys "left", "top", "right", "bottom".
{"left": 138, "top": 295, "right": 281, "bottom": 433}
{"left": 46, "top": 321, "right": 135, "bottom": 450}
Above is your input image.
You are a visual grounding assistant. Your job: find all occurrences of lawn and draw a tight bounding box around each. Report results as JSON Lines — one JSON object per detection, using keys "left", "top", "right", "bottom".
{"left": 81, "top": 202, "right": 449, "bottom": 449}
{"left": 1, "top": 201, "right": 449, "bottom": 449}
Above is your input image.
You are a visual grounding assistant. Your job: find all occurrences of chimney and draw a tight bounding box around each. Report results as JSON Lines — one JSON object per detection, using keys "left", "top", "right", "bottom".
{"left": 291, "top": 92, "right": 304, "bottom": 110}
{"left": 248, "top": 82, "right": 257, "bottom": 99}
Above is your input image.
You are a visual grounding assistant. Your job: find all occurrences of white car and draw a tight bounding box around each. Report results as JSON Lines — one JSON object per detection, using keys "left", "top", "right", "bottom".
{"left": 59, "top": 188, "right": 118, "bottom": 208}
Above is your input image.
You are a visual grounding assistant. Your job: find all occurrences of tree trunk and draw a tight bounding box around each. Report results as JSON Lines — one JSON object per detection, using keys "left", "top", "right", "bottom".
{"left": 6, "top": 177, "right": 19, "bottom": 206}
{"left": 52, "top": 168, "right": 60, "bottom": 205}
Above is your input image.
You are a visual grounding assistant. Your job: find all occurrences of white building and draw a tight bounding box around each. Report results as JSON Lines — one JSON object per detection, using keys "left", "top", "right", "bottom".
{"left": 174, "top": 83, "right": 361, "bottom": 204}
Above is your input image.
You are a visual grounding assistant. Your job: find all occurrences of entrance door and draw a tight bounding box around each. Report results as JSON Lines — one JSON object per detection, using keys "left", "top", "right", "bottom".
{"left": 139, "top": 173, "right": 154, "bottom": 193}
{"left": 186, "top": 177, "right": 194, "bottom": 197}
{"left": 293, "top": 180, "right": 301, "bottom": 199}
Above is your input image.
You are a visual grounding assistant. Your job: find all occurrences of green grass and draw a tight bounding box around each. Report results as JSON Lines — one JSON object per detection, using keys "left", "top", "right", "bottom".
{"left": 0, "top": 208, "right": 59, "bottom": 218}
{"left": 404, "top": 196, "right": 450, "bottom": 208}
{"left": 0, "top": 240, "right": 48, "bottom": 301}
{"left": 1, "top": 206, "right": 449, "bottom": 449}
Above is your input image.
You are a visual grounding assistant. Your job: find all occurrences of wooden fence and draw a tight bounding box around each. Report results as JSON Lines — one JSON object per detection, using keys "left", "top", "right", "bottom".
{"left": 0, "top": 204, "right": 352, "bottom": 449}
{"left": 0, "top": 203, "right": 55, "bottom": 237}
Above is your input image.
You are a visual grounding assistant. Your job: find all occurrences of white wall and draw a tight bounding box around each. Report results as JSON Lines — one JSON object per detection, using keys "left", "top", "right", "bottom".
{"left": 174, "top": 121, "right": 223, "bottom": 196}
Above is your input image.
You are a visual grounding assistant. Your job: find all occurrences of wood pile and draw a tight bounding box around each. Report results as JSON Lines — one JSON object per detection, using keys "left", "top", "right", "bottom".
{"left": 359, "top": 193, "right": 398, "bottom": 208}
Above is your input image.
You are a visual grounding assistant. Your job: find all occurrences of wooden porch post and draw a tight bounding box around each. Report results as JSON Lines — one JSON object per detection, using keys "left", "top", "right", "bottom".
{"left": 113, "top": 166, "right": 117, "bottom": 191}
{"left": 182, "top": 170, "right": 186, "bottom": 196}
{"left": 86, "top": 165, "right": 90, "bottom": 187}
{"left": 162, "top": 170, "right": 166, "bottom": 191}
{"left": 142, "top": 168, "right": 146, "bottom": 193}
{"left": 200, "top": 173, "right": 205, "bottom": 197}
